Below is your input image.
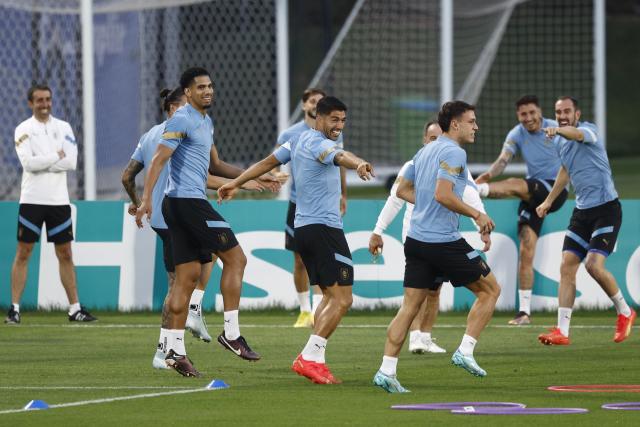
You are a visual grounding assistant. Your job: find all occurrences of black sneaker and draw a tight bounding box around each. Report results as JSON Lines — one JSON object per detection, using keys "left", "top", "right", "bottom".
{"left": 68, "top": 307, "right": 97, "bottom": 322}
{"left": 4, "top": 308, "right": 20, "bottom": 324}
{"left": 217, "top": 332, "right": 261, "bottom": 361}
{"left": 165, "top": 349, "right": 202, "bottom": 377}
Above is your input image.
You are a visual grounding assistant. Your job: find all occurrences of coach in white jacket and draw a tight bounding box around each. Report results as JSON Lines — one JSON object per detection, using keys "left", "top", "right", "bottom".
{"left": 5, "top": 84, "right": 96, "bottom": 324}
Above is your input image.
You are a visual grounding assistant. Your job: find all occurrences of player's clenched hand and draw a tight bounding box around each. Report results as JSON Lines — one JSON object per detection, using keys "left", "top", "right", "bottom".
{"left": 135, "top": 200, "right": 151, "bottom": 228}
{"left": 474, "top": 212, "right": 495, "bottom": 234}
{"left": 127, "top": 203, "right": 138, "bottom": 217}
{"left": 480, "top": 232, "right": 492, "bottom": 252}
{"left": 543, "top": 127, "right": 559, "bottom": 139}
{"left": 257, "top": 173, "right": 281, "bottom": 192}
{"left": 217, "top": 183, "right": 239, "bottom": 203}
{"left": 475, "top": 171, "right": 491, "bottom": 184}
{"left": 368, "top": 233, "right": 383, "bottom": 255}
{"left": 536, "top": 200, "right": 551, "bottom": 218}
{"left": 356, "top": 162, "right": 375, "bottom": 181}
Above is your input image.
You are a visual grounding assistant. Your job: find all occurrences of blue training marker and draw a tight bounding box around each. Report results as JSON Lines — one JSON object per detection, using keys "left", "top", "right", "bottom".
{"left": 24, "top": 400, "right": 49, "bottom": 410}
{"left": 206, "top": 379, "right": 230, "bottom": 390}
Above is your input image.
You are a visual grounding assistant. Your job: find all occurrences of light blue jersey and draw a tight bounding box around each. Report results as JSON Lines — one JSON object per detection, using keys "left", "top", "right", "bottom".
{"left": 131, "top": 122, "right": 169, "bottom": 229}
{"left": 289, "top": 129, "right": 344, "bottom": 228}
{"left": 405, "top": 135, "right": 468, "bottom": 243}
{"left": 160, "top": 103, "right": 214, "bottom": 199}
{"left": 502, "top": 118, "right": 560, "bottom": 180}
{"left": 553, "top": 121, "right": 617, "bottom": 209}
{"left": 275, "top": 120, "right": 343, "bottom": 203}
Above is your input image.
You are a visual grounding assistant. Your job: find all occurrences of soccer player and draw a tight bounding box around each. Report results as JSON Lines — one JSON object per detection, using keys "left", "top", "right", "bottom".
{"left": 275, "top": 88, "right": 347, "bottom": 328}
{"left": 217, "top": 96, "right": 374, "bottom": 384}
{"left": 122, "top": 87, "right": 266, "bottom": 369}
{"left": 373, "top": 101, "right": 500, "bottom": 393}
{"left": 6, "top": 84, "right": 96, "bottom": 325}
{"left": 135, "top": 67, "right": 279, "bottom": 377}
{"left": 475, "top": 95, "right": 567, "bottom": 325}
{"left": 368, "top": 120, "right": 488, "bottom": 354}
{"left": 536, "top": 96, "right": 635, "bottom": 345}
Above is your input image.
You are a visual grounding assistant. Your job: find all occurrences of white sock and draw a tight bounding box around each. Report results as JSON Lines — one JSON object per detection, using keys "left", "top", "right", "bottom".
{"left": 518, "top": 290, "right": 532, "bottom": 315}
{"left": 421, "top": 331, "right": 432, "bottom": 341}
{"left": 158, "top": 328, "right": 169, "bottom": 354}
{"left": 558, "top": 307, "right": 572, "bottom": 336}
{"left": 311, "top": 294, "right": 323, "bottom": 316}
{"left": 224, "top": 310, "right": 240, "bottom": 340}
{"left": 68, "top": 302, "right": 81, "bottom": 316}
{"left": 379, "top": 355, "right": 398, "bottom": 377}
{"left": 610, "top": 291, "right": 632, "bottom": 317}
{"left": 458, "top": 334, "right": 477, "bottom": 357}
{"left": 12, "top": 303, "right": 20, "bottom": 312}
{"left": 409, "top": 330, "right": 421, "bottom": 342}
{"left": 189, "top": 289, "right": 205, "bottom": 312}
{"left": 477, "top": 183, "right": 490, "bottom": 197}
{"left": 167, "top": 329, "right": 186, "bottom": 355}
{"left": 301, "top": 334, "right": 327, "bottom": 363}
{"left": 297, "top": 291, "right": 311, "bottom": 313}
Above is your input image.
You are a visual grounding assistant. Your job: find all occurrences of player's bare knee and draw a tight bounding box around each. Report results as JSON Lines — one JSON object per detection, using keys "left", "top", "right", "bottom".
{"left": 338, "top": 292, "right": 353, "bottom": 311}
{"left": 584, "top": 257, "right": 605, "bottom": 280}
{"left": 15, "top": 246, "right": 33, "bottom": 263}
{"left": 54, "top": 245, "right": 73, "bottom": 262}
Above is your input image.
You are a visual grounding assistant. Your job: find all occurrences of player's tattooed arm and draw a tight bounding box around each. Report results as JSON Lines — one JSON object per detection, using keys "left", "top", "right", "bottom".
{"left": 121, "top": 159, "right": 144, "bottom": 206}
{"left": 476, "top": 150, "right": 513, "bottom": 184}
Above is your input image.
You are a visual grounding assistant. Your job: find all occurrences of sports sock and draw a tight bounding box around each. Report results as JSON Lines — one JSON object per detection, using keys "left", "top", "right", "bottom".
{"left": 158, "top": 328, "right": 169, "bottom": 354}
{"left": 301, "top": 334, "right": 327, "bottom": 363}
{"left": 311, "top": 294, "right": 323, "bottom": 316}
{"left": 409, "top": 329, "right": 421, "bottom": 342}
{"left": 189, "top": 289, "right": 205, "bottom": 313}
{"left": 458, "top": 334, "right": 477, "bottom": 357}
{"left": 610, "top": 291, "right": 632, "bottom": 317}
{"left": 68, "top": 302, "right": 81, "bottom": 316}
{"left": 297, "top": 291, "right": 311, "bottom": 313}
{"left": 558, "top": 307, "right": 572, "bottom": 336}
{"left": 477, "top": 183, "right": 490, "bottom": 197}
{"left": 518, "top": 290, "right": 532, "bottom": 315}
{"left": 223, "top": 310, "right": 240, "bottom": 340}
{"left": 11, "top": 303, "right": 19, "bottom": 313}
{"left": 167, "top": 329, "right": 186, "bottom": 355}
{"left": 379, "top": 355, "right": 398, "bottom": 377}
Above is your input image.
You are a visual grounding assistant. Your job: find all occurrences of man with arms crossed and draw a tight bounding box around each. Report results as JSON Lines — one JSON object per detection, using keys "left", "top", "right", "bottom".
{"left": 218, "top": 96, "right": 374, "bottom": 384}
{"left": 536, "top": 96, "right": 635, "bottom": 345}
{"left": 373, "top": 101, "right": 500, "bottom": 393}
{"left": 476, "top": 95, "right": 567, "bottom": 325}
{"left": 136, "top": 67, "right": 278, "bottom": 377}
{"left": 7, "top": 84, "right": 96, "bottom": 324}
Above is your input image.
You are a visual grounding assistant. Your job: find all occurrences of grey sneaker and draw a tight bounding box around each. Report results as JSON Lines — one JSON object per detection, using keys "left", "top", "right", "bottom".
{"left": 373, "top": 370, "right": 410, "bottom": 393}
{"left": 186, "top": 304, "right": 212, "bottom": 342}
{"left": 451, "top": 349, "right": 487, "bottom": 377}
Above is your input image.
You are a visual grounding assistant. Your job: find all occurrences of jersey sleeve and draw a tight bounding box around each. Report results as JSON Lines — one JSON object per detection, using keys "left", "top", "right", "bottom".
{"left": 311, "top": 138, "right": 343, "bottom": 165}
{"left": 14, "top": 124, "right": 59, "bottom": 172}
{"left": 436, "top": 147, "right": 466, "bottom": 183}
{"left": 373, "top": 163, "right": 408, "bottom": 235}
{"left": 403, "top": 161, "right": 416, "bottom": 183}
{"left": 131, "top": 133, "right": 146, "bottom": 164}
{"left": 578, "top": 123, "right": 598, "bottom": 144}
{"left": 160, "top": 113, "right": 188, "bottom": 150}
{"left": 49, "top": 122, "right": 77, "bottom": 172}
{"left": 272, "top": 141, "right": 291, "bottom": 165}
{"left": 502, "top": 126, "right": 520, "bottom": 155}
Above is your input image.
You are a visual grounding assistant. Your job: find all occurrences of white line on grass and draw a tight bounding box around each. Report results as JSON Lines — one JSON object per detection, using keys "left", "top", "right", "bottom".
{"left": 0, "top": 387, "right": 215, "bottom": 415}
{"left": 0, "top": 386, "right": 194, "bottom": 390}
{"left": 11, "top": 323, "right": 636, "bottom": 329}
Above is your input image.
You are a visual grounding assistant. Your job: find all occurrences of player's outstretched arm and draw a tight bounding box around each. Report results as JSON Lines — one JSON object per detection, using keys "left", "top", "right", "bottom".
{"left": 135, "top": 144, "right": 173, "bottom": 228}
{"left": 476, "top": 150, "right": 513, "bottom": 184}
{"left": 536, "top": 166, "right": 569, "bottom": 218}
{"left": 340, "top": 166, "right": 348, "bottom": 216}
{"left": 435, "top": 179, "right": 494, "bottom": 234}
{"left": 543, "top": 126, "right": 584, "bottom": 142}
{"left": 207, "top": 175, "right": 266, "bottom": 191}
{"left": 121, "top": 159, "right": 144, "bottom": 216}
{"left": 334, "top": 151, "right": 375, "bottom": 180}
{"left": 217, "top": 154, "right": 282, "bottom": 203}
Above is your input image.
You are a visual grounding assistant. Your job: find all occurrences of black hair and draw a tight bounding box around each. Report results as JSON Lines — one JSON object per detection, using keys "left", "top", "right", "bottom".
{"left": 28, "top": 83, "right": 52, "bottom": 101}
{"left": 557, "top": 95, "right": 579, "bottom": 109}
{"left": 302, "top": 88, "right": 326, "bottom": 103}
{"left": 316, "top": 96, "right": 347, "bottom": 116}
{"left": 160, "top": 87, "right": 184, "bottom": 113}
{"left": 179, "top": 67, "right": 210, "bottom": 90}
{"left": 515, "top": 94, "right": 540, "bottom": 108}
{"left": 437, "top": 101, "right": 475, "bottom": 132}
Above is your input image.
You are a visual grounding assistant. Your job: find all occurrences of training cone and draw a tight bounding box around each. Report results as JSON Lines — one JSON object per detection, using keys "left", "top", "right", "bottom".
{"left": 24, "top": 400, "right": 49, "bottom": 410}
{"left": 206, "top": 379, "right": 230, "bottom": 390}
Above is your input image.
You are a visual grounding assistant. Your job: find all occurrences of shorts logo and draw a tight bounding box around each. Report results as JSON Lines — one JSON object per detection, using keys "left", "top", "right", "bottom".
{"left": 18, "top": 228, "right": 22, "bottom": 238}
{"left": 479, "top": 260, "right": 489, "bottom": 272}
{"left": 218, "top": 232, "right": 229, "bottom": 246}
{"left": 340, "top": 267, "right": 350, "bottom": 282}
{"left": 602, "top": 238, "right": 609, "bottom": 246}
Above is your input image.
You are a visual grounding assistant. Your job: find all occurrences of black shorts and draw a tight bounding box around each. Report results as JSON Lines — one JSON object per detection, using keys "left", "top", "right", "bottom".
{"left": 284, "top": 201, "right": 297, "bottom": 252}
{"left": 294, "top": 224, "right": 353, "bottom": 287}
{"left": 152, "top": 227, "right": 213, "bottom": 273}
{"left": 563, "top": 199, "right": 622, "bottom": 260}
{"left": 404, "top": 237, "right": 491, "bottom": 290}
{"left": 161, "top": 197, "right": 238, "bottom": 266}
{"left": 17, "top": 204, "right": 73, "bottom": 244}
{"left": 517, "top": 179, "right": 568, "bottom": 235}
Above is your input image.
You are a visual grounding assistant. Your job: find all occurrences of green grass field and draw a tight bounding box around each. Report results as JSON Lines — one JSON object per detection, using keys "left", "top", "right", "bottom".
{"left": 2, "top": 310, "right": 639, "bottom": 425}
